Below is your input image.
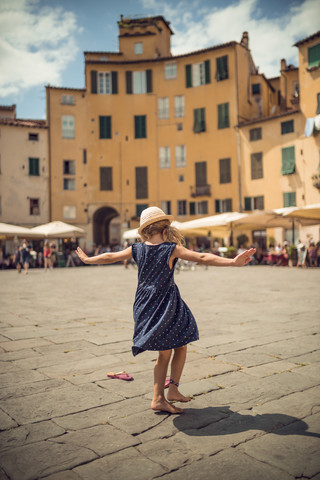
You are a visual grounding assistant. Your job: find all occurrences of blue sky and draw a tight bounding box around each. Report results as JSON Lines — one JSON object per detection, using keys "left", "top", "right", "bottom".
{"left": 0, "top": 0, "right": 319, "bottom": 119}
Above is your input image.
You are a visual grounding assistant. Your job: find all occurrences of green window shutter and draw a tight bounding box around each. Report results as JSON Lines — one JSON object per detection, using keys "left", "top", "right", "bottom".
{"left": 91, "top": 70, "right": 97, "bottom": 94}
{"left": 195, "top": 161, "right": 207, "bottom": 186}
{"left": 215, "top": 200, "right": 220, "bottom": 213}
{"left": 146, "top": 70, "right": 152, "bottom": 93}
{"left": 283, "top": 192, "right": 296, "bottom": 207}
{"left": 281, "top": 146, "right": 295, "bottom": 174}
{"left": 204, "top": 60, "right": 211, "bottom": 84}
{"left": 193, "top": 109, "right": 199, "bottom": 132}
{"left": 200, "top": 108, "right": 206, "bottom": 131}
{"left": 308, "top": 43, "right": 320, "bottom": 67}
{"left": 219, "top": 158, "right": 231, "bottom": 183}
{"left": 193, "top": 108, "right": 205, "bottom": 133}
{"left": 189, "top": 202, "right": 196, "bottom": 215}
{"left": 244, "top": 197, "right": 252, "bottom": 211}
{"left": 317, "top": 93, "right": 320, "bottom": 115}
{"left": 135, "top": 116, "right": 146, "bottom": 138}
{"left": 126, "top": 71, "right": 132, "bottom": 94}
{"left": 218, "top": 103, "right": 229, "bottom": 129}
{"left": 186, "top": 64, "right": 192, "bottom": 88}
{"left": 99, "top": 116, "right": 111, "bottom": 139}
{"left": 29, "top": 157, "right": 39, "bottom": 176}
{"left": 281, "top": 120, "right": 294, "bottom": 135}
{"left": 111, "top": 72, "right": 118, "bottom": 94}
{"left": 135, "top": 167, "right": 148, "bottom": 199}
{"left": 216, "top": 56, "right": 228, "bottom": 81}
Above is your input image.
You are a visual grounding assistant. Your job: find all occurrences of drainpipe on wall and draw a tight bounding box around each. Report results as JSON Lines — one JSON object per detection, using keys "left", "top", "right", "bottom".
{"left": 235, "top": 126, "right": 242, "bottom": 212}
{"left": 46, "top": 86, "right": 52, "bottom": 222}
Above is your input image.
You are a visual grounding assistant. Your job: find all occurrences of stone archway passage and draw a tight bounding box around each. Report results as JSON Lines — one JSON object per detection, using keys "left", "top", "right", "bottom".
{"left": 93, "top": 207, "right": 119, "bottom": 247}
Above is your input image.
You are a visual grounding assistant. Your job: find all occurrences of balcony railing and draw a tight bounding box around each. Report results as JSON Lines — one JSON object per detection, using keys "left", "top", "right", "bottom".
{"left": 190, "top": 184, "right": 211, "bottom": 197}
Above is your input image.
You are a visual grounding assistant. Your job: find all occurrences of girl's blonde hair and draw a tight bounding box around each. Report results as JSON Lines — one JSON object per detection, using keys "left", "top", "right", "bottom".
{"left": 140, "top": 219, "right": 185, "bottom": 246}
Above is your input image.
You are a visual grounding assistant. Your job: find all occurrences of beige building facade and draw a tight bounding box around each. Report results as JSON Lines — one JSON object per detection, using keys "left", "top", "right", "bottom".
{"left": 46, "top": 17, "right": 320, "bottom": 248}
{"left": 0, "top": 105, "right": 49, "bottom": 227}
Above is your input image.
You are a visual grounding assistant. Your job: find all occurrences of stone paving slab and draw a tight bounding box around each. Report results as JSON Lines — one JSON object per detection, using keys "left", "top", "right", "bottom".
{"left": 0, "top": 266, "right": 319, "bottom": 479}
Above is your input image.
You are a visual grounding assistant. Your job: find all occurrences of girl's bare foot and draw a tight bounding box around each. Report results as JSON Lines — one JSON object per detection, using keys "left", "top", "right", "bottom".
{"left": 167, "top": 390, "right": 191, "bottom": 403}
{"left": 151, "top": 399, "right": 184, "bottom": 414}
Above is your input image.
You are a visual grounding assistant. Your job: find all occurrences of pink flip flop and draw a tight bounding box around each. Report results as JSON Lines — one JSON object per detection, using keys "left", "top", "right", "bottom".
{"left": 107, "top": 371, "right": 133, "bottom": 381}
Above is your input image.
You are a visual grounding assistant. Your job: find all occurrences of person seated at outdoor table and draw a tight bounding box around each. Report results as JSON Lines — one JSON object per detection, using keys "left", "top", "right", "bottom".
{"left": 308, "top": 241, "right": 318, "bottom": 268}
{"left": 267, "top": 244, "right": 278, "bottom": 265}
{"left": 297, "top": 241, "right": 307, "bottom": 268}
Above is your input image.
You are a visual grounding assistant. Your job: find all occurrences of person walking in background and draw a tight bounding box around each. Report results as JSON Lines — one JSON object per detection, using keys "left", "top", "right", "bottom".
{"left": 14, "top": 245, "right": 23, "bottom": 273}
{"left": 308, "top": 241, "right": 318, "bottom": 268}
{"left": 43, "top": 241, "right": 51, "bottom": 271}
{"left": 76, "top": 207, "right": 255, "bottom": 415}
{"left": 21, "top": 240, "right": 31, "bottom": 274}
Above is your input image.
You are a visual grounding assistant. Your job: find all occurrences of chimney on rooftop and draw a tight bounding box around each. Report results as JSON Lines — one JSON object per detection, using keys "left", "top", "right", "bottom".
{"left": 240, "top": 31, "right": 249, "bottom": 48}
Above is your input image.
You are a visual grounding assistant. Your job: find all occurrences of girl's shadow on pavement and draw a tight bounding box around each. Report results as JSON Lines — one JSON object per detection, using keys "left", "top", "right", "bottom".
{"left": 172, "top": 406, "right": 320, "bottom": 438}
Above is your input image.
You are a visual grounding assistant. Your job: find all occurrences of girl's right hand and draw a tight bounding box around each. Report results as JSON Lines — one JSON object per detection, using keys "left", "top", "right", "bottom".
{"left": 76, "top": 247, "right": 88, "bottom": 264}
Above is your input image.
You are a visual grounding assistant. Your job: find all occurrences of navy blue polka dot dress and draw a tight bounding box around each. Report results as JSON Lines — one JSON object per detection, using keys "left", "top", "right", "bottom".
{"left": 131, "top": 242, "right": 199, "bottom": 356}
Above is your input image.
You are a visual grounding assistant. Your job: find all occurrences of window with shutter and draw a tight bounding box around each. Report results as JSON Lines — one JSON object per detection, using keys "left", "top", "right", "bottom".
{"left": 216, "top": 56, "right": 228, "bottom": 81}
{"left": 204, "top": 60, "right": 211, "bottom": 84}
{"left": 126, "top": 71, "right": 133, "bottom": 94}
{"left": 161, "top": 201, "right": 171, "bottom": 214}
{"left": 30, "top": 198, "right": 40, "bottom": 215}
{"left": 99, "top": 116, "right": 112, "bottom": 139}
{"left": 164, "top": 63, "right": 177, "bottom": 79}
{"left": 244, "top": 197, "right": 252, "bottom": 211}
{"left": 134, "top": 115, "right": 146, "bottom": 138}
{"left": 63, "top": 160, "right": 75, "bottom": 175}
{"left": 175, "top": 145, "right": 186, "bottom": 167}
{"left": 158, "top": 98, "right": 169, "bottom": 119}
{"left": 281, "top": 120, "right": 294, "bottom": 135}
{"left": 135, "top": 167, "right": 148, "bottom": 199}
{"left": 189, "top": 202, "right": 196, "bottom": 215}
{"left": 254, "top": 196, "right": 264, "bottom": 210}
{"left": 62, "top": 115, "right": 75, "bottom": 138}
{"left": 146, "top": 69, "right": 152, "bottom": 93}
{"left": 317, "top": 93, "right": 320, "bottom": 115}
{"left": 195, "top": 162, "right": 207, "bottom": 186}
{"left": 136, "top": 204, "right": 148, "bottom": 217}
{"left": 252, "top": 84, "right": 261, "bottom": 95}
{"left": 249, "top": 127, "right": 262, "bottom": 141}
{"left": 185, "top": 65, "right": 192, "bottom": 88}
{"left": 174, "top": 95, "right": 185, "bottom": 117}
{"left": 218, "top": 103, "right": 229, "bottom": 129}
{"left": 251, "top": 152, "right": 263, "bottom": 179}
{"left": 29, "top": 157, "right": 39, "bottom": 176}
{"left": 283, "top": 192, "right": 296, "bottom": 207}
{"left": 159, "top": 147, "right": 170, "bottom": 168}
{"left": 193, "top": 108, "right": 206, "bottom": 133}
{"left": 100, "top": 167, "right": 113, "bottom": 191}
{"left": 215, "top": 199, "right": 232, "bottom": 213}
{"left": 281, "top": 146, "right": 295, "bottom": 175}
{"left": 111, "top": 71, "right": 118, "bottom": 94}
{"left": 308, "top": 43, "right": 320, "bottom": 67}
{"left": 177, "top": 200, "right": 187, "bottom": 215}
{"left": 91, "top": 70, "right": 97, "bottom": 94}
{"left": 219, "top": 158, "right": 231, "bottom": 183}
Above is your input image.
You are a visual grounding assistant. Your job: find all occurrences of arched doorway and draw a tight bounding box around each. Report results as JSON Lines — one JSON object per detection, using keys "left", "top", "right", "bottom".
{"left": 93, "top": 207, "right": 120, "bottom": 247}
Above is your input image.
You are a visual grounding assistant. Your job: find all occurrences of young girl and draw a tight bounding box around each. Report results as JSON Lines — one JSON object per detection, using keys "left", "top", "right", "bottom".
{"left": 76, "top": 207, "right": 256, "bottom": 414}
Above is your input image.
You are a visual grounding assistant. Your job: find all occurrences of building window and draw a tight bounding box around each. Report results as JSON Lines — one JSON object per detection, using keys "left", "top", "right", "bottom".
{"left": 98, "top": 72, "right": 111, "bottom": 94}
{"left": 216, "top": 55, "right": 228, "bottom": 81}
{"left": 30, "top": 198, "right": 40, "bottom": 215}
{"left": 28, "top": 133, "right": 38, "bottom": 141}
{"left": 100, "top": 167, "right": 113, "bottom": 191}
{"left": 158, "top": 98, "right": 169, "bottom": 119}
{"left": 218, "top": 103, "right": 230, "bottom": 129}
{"left": 159, "top": 147, "right": 170, "bottom": 168}
{"left": 95, "top": 71, "right": 118, "bottom": 94}
{"left": 281, "top": 120, "right": 294, "bottom": 135}
{"left": 177, "top": 200, "right": 187, "bottom": 216}
{"left": 174, "top": 95, "right": 185, "bottom": 118}
{"left": 63, "top": 160, "right": 75, "bottom": 175}
{"left": 219, "top": 158, "right": 231, "bottom": 184}
{"left": 136, "top": 204, "right": 148, "bottom": 217}
{"left": 193, "top": 108, "right": 206, "bottom": 133}
{"left": 127, "top": 70, "right": 152, "bottom": 94}
{"left": 29, "top": 157, "right": 39, "bottom": 176}
{"left": 63, "top": 206, "right": 77, "bottom": 219}
{"left": 186, "top": 60, "right": 210, "bottom": 88}
{"left": 308, "top": 43, "right": 320, "bottom": 68}
{"left": 215, "top": 199, "right": 232, "bottom": 213}
{"left": 252, "top": 84, "right": 261, "bottom": 95}
{"left": 63, "top": 178, "right": 75, "bottom": 190}
{"left": 244, "top": 196, "right": 264, "bottom": 211}
{"left": 249, "top": 127, "right": 262, "bottom": 141}
{"left": 175, "top": 145, "right": 186, "bottom": 168}
{"left": 161, "top": 201, "right": 172, "bottom": 215}
{"left": 251, "top": 152, "right": 263, "bottom": 179}
{"left": 62, "top": 115, "right": 75, "bottom": 139}
{"left": 134, "top": 115, "right": 146, "bottom": 139}
{"left": 281, "top": 146, "right": 295, "bottom": 175}
{"left": 178, "top": 175, "right": 184, "bottom": 182}
{"left": 190, "top": 200, "right": 208, "bottom": 215}
{"left": 283, "top": 192, "right": 296, "bottom": 208}
{"left": 134, "top": 42, "right": 143, "bottom": 55}
{"left": 165, "top": 62, "right": 177, "bottom": 79}
{"left": 83, "top": 149, "right": 87, "bottom": 164}
{"left": 195, "top": 161, "right": 207, "bottom": 188}
{"left": 99, "top": 116, "right": 112, "bottom": 139}
{"left": 136, "top": 167, "right": 148, "bottom": 199}
{"left": 61, "top": 94, "right": 75, "bottom": 105}
{"left": 177, "top": 123, "right": 183, "bottom": 131}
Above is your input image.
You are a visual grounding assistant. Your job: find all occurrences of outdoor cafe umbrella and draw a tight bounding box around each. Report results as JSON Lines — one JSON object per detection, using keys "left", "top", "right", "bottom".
{"left": 231, "top": 210, "right": 296, "bottom": 230}
{"left": 0, "top": 222, "right": 44, "bottom": 239}
{"left": 279, "top": 203, "right": 320, "bottom": 221}
{"left": 30, "top": 221, "right": 85, "bottom": 238}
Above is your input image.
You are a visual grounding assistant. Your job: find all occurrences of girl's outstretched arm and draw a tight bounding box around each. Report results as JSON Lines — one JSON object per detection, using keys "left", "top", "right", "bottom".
{"left": 76, "top": 246, "right": 132, "bottom": 265}
{"left": 173, "top": 245, "right": 256, "bottom": 267}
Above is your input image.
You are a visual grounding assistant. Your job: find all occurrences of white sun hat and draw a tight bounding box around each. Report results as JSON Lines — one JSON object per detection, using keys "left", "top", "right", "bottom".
{"left": 138, "top": 207, "right": 174, "bottom": 235}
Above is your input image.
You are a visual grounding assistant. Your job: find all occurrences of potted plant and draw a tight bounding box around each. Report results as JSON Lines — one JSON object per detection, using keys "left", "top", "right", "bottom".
{"left": 288, "top": 244, "right": 297, "bottom": 267}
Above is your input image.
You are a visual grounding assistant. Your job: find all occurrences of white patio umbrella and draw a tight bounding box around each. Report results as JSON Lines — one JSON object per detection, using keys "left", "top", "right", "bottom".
{"left": 0, "top": 223, "right": 44, "bottom": 239}
{"left": 122, "top": 220, "right": 204, "bottom": 240}
{"left": 279, "top": 203, "right": 320, "bottom": 221}
{"left": 231, "top": 210, "right": 297, "bottom": 230}
{"left": 30, "top": 221, "right": 85, "bottom": 238}
{"left": 178, "top": 212, "right": 247, "bottom": 233}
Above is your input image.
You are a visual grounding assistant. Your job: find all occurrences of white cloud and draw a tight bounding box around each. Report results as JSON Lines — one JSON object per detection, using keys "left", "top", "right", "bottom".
{"left": 140, "top": 0, "right": 320, "bottom": 77}
{"left": 0, "top": 0, "right": 80, "bottom": 97}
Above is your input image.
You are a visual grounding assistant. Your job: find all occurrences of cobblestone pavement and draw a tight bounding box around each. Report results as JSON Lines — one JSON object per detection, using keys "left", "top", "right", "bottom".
{"left": 0, "top": 264, "right": 319, "bottom": 480}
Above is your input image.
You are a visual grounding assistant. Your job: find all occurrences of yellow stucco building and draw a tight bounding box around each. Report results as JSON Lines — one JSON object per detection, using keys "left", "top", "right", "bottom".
{"left": 46, "top": 17, "right": 320, "bottom": 248}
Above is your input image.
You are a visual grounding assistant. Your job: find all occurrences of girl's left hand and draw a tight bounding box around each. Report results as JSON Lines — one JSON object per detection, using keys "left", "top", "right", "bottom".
{"left": 233, "top": 248, "right": 256, "bottom": 266}
{"left": 76, "top": 247, "right": 88, "bottom": 264}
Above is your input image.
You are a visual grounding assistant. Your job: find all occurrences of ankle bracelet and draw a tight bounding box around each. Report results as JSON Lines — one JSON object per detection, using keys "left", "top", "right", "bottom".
{"left": 169, "top": 379, "right": 179, "bottom": 387}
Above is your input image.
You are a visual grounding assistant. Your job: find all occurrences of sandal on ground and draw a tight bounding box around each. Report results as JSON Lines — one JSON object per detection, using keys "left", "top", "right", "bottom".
{"left": 107, "top": 371, "right": 133, "bottom": 381}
